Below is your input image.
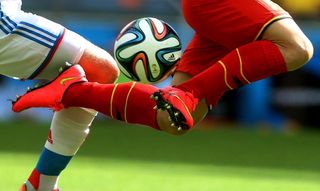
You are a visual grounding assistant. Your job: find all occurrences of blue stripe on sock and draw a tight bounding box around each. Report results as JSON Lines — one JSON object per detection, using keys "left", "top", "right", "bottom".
{"left": 36, "top": 148, "right": 73, "bottom": 176}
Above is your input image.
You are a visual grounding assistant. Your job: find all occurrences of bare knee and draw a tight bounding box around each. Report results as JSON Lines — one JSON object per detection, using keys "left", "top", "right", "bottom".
{"left": 262, "top": 19, "right": 314, "bottom": 71}
{"left": 79, "top": 43, "right": 120, "bottom": 84}
{"left": 276, "top": 35, "right": 313, "bottom": 71}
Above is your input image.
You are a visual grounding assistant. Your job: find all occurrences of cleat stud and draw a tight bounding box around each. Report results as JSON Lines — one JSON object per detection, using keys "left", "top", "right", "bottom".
{"left": 16, "top": 95, "right": 20, "bottom": 99}
{"left": 153, "top": 105, "right": 158, "bottom": 110}
{"left": 174, "top": 112, "right": 180, "bottom": 116}
{"left": 171, "top": 123, "right": 176, "bottom": 127}
{"left": 7, "top": 98, "right": 15, "bottom": 103}
{"left": 150, "top": 95, "right": 154, "bottom": 99}
{"left": 58, "top": 67, "right": 64, "bottom": 73}
{"left": 166, "top": 105, "right": 171, "bottom": 109}
{"left": 177, "top": 127, "right": 182, "bottom": 131}
{"left": 168, "top": 116, "right": 172, "bottom": 122}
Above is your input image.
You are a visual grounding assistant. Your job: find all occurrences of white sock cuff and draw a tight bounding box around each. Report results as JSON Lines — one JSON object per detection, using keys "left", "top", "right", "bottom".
{"left": 45, "top": 107, "right": 97, "bottom": 155}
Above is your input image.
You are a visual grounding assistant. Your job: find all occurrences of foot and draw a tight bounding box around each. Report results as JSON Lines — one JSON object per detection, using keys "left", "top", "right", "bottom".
{"left": 19, "top": 183, "right": 60, "bottom": 191}
{"left": 151, "top": 86, "right": 198, "bottom": 131}
{"left": 12, "top": 65, "right": 87, "bottom": 112}
{"left": 19, "top": 183, "right": 29, "bottom": 191}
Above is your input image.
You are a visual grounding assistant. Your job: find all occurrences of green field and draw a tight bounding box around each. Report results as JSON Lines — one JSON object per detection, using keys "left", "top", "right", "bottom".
{"left": 1, "top": 119, "right": 320, "bottom": 191}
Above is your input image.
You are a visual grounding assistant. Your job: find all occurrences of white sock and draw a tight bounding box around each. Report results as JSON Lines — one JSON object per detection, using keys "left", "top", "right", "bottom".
{"left": 29, "top": 107, "right": 97, "bottom": 190}
{"left": 45, "top": 107, "right": 97, "bottom": 155}
{"left": 25, "top": 175, "right": 59, "bottom": 191}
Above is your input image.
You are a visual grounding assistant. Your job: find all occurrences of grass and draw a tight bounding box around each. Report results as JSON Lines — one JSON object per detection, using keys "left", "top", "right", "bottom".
{"left": 0, "top": 118, "right": 320, "bottom": 191}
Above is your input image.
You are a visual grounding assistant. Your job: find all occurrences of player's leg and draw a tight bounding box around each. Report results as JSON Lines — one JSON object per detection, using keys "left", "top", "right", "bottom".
{"left": 16, "top": 16, "right": 119, "bottom": 191}
{"left": 12, "top": 64, "right": 186, "bottom": 131}
{"left": 260, "top": 18, "right": 313, "bottom": 71}
{"left": 35, "top": 38, "right": 119, "bottom": 191}
{"left": 26, "top": 53, "right": 118, "bottom": 191}
{"left": 151, "top": 0, "right": 314, "bottom": 134}
{"left": 23, "top": 107, "right": 96, "bottom": 191}
{"left": 0, "top": 4, "right": 75, "bottom": 190}
{"left": 175, "top": 0, "right": 313, "bottom": 97}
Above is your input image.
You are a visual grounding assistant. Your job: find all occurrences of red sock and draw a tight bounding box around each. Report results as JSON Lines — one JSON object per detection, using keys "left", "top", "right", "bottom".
{"left": 28, "top": 169, "right": 40, "bottom": 189}
{"left": 63, "top": 82, "right": 160, "bottom": 130}
{"left": 177, "top": 40, "right": 287, "bottom": 103}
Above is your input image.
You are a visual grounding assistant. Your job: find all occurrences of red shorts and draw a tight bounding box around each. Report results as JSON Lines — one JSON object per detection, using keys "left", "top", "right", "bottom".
{"left": 177, "top": 0, "right": 291, "bottom": 76}
{"left": 176, "top": 0, "right": 291, "bottom": 105}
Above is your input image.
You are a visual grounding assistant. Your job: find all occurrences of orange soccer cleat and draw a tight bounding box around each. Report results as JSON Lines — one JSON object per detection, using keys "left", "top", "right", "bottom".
{"left": 151, "top": 86, "right": 199, "bottom": 131}
{"left": 12, "top": 64, "right": 87, "bottom": 112}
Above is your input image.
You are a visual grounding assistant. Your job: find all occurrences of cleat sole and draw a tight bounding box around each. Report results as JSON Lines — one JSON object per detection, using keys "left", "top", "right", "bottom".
{"left": 151, "top": 91, "right": 189, "bottom": 131}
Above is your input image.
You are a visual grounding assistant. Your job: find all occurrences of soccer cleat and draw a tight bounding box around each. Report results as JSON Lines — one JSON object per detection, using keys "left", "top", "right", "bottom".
{"left": 12, "top": 65, "right": 87, "bottom": 112}
{"left": 151, "top": 86, "right": 199, "bottom": 131}
{"left": 19, "top": 183, "right": 28, "bottom": 191}
{"left": 19, "top": 183, "right": 60, "bottom": 191}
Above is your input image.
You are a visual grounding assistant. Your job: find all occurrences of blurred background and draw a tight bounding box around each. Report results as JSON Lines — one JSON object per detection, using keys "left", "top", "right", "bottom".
{"left": 0, "top": 0, "right": 319, "bottom": 130}
{"left": 1, "top": 1, "right": 320, "bottom": 190}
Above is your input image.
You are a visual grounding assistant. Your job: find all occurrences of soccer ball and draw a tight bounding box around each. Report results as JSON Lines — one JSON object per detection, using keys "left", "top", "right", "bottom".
{"left": 114, "top": 17, "right": 182, "bottom": 84}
